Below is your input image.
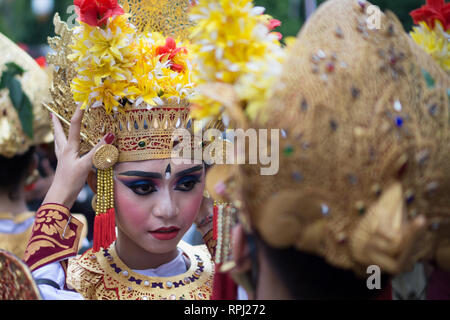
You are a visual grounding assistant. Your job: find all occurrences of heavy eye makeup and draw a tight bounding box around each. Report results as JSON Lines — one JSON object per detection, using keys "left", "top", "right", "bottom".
{"left": 174, "top": 174, "right": 202, "bottom": 192}
{"left": 117, "top": 168, "right": 203, "bottom": 196}
{"left": 119, "top": 179, "right": 158, "bottom": 196}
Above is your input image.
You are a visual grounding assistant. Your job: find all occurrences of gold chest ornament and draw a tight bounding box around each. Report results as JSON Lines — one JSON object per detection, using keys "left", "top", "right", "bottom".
{"left": 67, "top": 241, "right": 214, "bottom": 300}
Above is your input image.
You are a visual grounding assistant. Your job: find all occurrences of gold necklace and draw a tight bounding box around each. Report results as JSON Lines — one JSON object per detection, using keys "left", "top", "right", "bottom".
{"left": 70, "top": 241, "right": 214, "bottom": 300}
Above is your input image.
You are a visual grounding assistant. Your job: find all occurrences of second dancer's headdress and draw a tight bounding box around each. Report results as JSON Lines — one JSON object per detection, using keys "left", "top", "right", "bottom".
{"left": 0, "top": 33, "right": 52, "bottom": 158}
{"left": 190, "top": 0, "right": 450, "bottom": 276}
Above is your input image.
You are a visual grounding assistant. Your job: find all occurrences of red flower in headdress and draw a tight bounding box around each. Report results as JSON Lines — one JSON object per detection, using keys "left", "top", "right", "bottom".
{"left": 156, "top": 37, "right": 188, "bottom": 72}
{"left": 410, "top": 0, "right": 450, "bottom": 31}
{"left": 74, "top": 0, "right": 125, "bottom": 28}
{"left": 35, "top": 56, "right": 47, "bottom": 68}
{"left": 268, "top": 19, "right": 282, "bottom": 30}
{"left": 267, "top": 18, "right": 283, "bottom": 40}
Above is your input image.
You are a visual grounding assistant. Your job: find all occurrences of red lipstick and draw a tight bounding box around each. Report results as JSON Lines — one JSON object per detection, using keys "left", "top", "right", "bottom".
{"left": 149, "top": 227, "right": 180, "bottom": 241}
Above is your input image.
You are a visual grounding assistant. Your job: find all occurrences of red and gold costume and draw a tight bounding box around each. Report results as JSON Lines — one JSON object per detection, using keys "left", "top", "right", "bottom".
{"left": 24, "top": 204, "right": 213, "bottom": 300}
{"left": 21, "top": 0, "right": 221, "bottom": 300}
{"left": 24, "top": 204, "right": 83, "bottom": 272}
{"left": 67, "top": 241, "right": 212, "bottom": 300}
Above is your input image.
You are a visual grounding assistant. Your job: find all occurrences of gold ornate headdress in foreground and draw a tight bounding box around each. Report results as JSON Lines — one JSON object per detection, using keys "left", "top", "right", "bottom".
{"left": 191, "top": 0, "right": 450, "bottom": 276}
{"left": 0, "top": 33, "right": 52, "bottom": 158}
{"left": 46, "top": 0, "right": 221, "bottom": 252}
{"left": 47, "top": 0, "right": 196, "bottom": 159}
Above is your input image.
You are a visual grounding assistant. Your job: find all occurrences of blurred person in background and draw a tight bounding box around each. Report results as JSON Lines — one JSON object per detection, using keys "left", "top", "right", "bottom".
{"left": 0, "top": 31, "right": 89, "bottom": 259}
{"left": 0, "top": 30, "right": 54, "bottom": 259}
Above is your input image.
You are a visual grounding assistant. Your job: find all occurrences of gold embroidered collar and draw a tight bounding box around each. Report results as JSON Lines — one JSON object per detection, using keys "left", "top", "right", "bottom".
{"left": 84, "top": 241, "right": 213, "bottom": 300}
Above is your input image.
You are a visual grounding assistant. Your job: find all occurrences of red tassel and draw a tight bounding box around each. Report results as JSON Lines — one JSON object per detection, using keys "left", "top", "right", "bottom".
{"left": 106, "top": 208, "right": 116, "bottom": 246}
{"left": 92, "top": 209, "right": 116, "bottom": 253}
{"left": 93, "top": 213, "right": 103, "bottom": 253}
{"left": 105, "top": 211, "right": 111, "bottom": 246}
{"left": 211, "top": 264, "right": 238, "bottom": 300}
{"left": 102, "top": 213, "right": 107, "bottom": 249}
{"left": 213, "top": 204, "right": 219, "bottom": 240}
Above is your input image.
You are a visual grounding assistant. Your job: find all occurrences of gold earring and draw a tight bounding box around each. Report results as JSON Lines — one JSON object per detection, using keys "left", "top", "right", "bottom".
{"left": 92, "top": 144, "right": 119, "bottom": 252}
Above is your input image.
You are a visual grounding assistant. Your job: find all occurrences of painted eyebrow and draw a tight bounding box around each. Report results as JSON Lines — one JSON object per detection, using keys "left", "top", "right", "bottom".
{"left": 174, "top": 165, "right": 204, "bottom": 178}
{"left": 117, "top": 171, "right": 163, "bottom": 179}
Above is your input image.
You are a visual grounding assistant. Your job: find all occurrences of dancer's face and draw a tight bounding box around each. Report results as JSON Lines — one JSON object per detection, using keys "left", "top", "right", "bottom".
{"left": 114, "top": 159, "right": 205, "bottom": 254}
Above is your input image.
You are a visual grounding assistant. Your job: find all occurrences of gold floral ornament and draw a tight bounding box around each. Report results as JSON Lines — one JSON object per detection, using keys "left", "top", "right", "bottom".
{"left": 24, "top": 209, "right": 75, "bottom": 263}
{"left": 119, "top": 0, "right": 194, "bottom": 39}
{"left": 195, "top": 0, "right": 450, "bottom": 276}
{"left": 33, "top": 209, "right": 76, "bottom": 240}
{"left": 0, "top": 33, "right": 53, "bottom": 158}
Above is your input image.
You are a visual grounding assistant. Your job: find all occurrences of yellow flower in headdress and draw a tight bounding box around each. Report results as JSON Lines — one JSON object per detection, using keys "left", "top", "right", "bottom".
{"left": 72, "top": 77, "right": 129, "bottom": 113}
{"left": 70, "top": 15, "right": 136, "bottom": 74}
{"left": 69, "top": 14, "right": 137, "bottom": 112}
{"left": 190, "top": 0, "right": 281, "bottom": 84}
{"left": 68, "top": 5, "right": 195, "bottom": 113}
{"left": 127, "top": 55, "right": 162, "bottom": 106}
{"left": 91, "top": 79, "right": 129, "bottom": 113}
{"left": 190, "top": 95, "right": 223, "bottom": 120}
{"left": 189, "top": 0, "right": 286, "bottom": 121}
{"left": 127, "top": 34, "right": 194, "bottom": 107}
{"left": 71, "top": 77, "right": 94, "bottom": 110}
{"left": 410, "top": 21, "right": 450, "bottom": 72}
{"left": 236, "top": 62, "right": 280, "bottom": 122}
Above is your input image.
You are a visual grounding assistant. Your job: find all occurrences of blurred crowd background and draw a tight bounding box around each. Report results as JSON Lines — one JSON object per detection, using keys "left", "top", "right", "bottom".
{"left": 0, "top": 0, "right": 426, "bottom": 60}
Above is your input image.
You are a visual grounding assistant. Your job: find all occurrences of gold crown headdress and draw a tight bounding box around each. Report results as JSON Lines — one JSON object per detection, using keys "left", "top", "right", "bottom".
{"left": 191, "top": 0, "right": 450, "bottom": 276}
{"left": 46, "top": 0, "right": 223, "bottom": 252}
{"left": 0, "top": 33, "right": 53, "bottom": 158}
